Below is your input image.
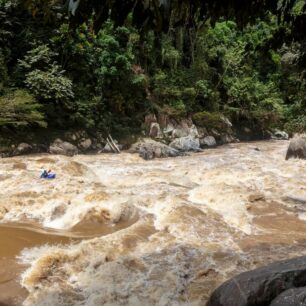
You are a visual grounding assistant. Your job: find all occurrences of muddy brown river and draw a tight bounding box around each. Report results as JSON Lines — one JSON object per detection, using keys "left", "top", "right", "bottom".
{"left": 0, "top": 140, "right": 305, "bottom": 305}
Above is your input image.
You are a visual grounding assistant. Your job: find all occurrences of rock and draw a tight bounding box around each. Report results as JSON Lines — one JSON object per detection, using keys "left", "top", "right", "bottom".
{"left": 149, "top": 123, "right": 162, "bottom": 138}
{"left": 139, "top": 146, "right": 154, "bottom": 160}
{"left": 131, "top": 139, "right": 183, "bottom": 160}
{"left": 49, "top": 138, "right": 78, "bottom": 156}
{"left": 101, "top": 143, "right": 112, "bottom": 153}
{"left": 13, "top": 143, "right": 33, "bottom": 156}
{"left": 220, "top": 115, "right": 232, "bottom": 128}
{"left": 285, "top": 136, "right": 306, "bottom": 160}
{"left": 206, "top": 255, "right": 306, "bottom": 306}
{"left": 172, "top": 127, "right": 189, "bottom": 138}
{"left": 163, "top": 123, "right": 175, "bottom": 135}
{"left": 270, "top": 287, "right": 306, "bottom": 306}
{"left": 139, "top": 143, "right": 182, "bottom": 160}
{"left": 274, "top": 130, "right": 289, "bottom": 140}
{"left": 197, "top": 127, "right": 209, "bottom": 138}
{"left": 189, "top": 124, "right": 199, "bottom": 138}
{"left": 157, "top": 113, "right": 170, "bottom": 129}
{"left": 220, "top": 134, "right": 235, "bottom": 144}
{"left": 79, "top": 138, "right": 92, "bottom": 151}
{"left": 172, "top": 119, "right": 198, "bottom": 139}
{"left": 100, "top": 139, "right": 122, "bottom": 153}
{"left": 169, "top": 135, "right": 201, "bottom": 152}
{"left": 200, "top": 136, "right": 217, "bottom": 148}
{"left": 144, "top": 113, "right": 157, "bottom": 134}
{"left": 211, "top": 129, "right": 221, "bottom": 139}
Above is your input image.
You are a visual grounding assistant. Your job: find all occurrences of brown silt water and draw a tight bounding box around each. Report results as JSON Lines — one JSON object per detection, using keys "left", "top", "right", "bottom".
{"left": 0, "top": 141, "right": 305, "bottom": 305}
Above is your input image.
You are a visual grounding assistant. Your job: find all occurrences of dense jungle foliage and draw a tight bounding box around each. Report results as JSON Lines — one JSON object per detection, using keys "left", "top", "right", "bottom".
{"left": 0, "top": 0, "right": 305, "bottom": 138}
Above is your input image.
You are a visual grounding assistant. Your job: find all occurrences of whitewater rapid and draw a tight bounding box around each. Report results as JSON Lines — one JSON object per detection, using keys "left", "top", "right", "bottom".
{"left": 0, "top": 140, "right": 305, "bottom": 305}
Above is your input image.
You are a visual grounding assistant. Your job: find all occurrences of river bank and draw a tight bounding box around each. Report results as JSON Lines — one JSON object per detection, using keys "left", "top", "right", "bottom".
{"left": 0, "top": 140, "right": 305, "bottom": 305}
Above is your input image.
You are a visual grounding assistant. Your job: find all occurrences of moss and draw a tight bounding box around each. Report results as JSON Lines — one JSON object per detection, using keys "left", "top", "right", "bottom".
{"left": 192, "top": 111, "right": 227, "bottom": 130}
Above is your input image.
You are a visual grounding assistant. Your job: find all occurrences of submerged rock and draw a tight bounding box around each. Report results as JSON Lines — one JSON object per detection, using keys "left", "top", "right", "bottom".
{"left": 206, "top": 255, "right": 306, "bottom": 306}
{"left": 285, "top": 136, "right": 306, "bottom": 160}
{"left": 49, "top": 138, "right": 78, "bottom": 156}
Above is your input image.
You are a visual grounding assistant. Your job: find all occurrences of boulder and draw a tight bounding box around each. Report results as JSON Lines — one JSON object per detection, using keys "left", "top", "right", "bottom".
{"left": 163, "top": 123, "right": 175, "bottom": 135}
{"left": 101, "top": 143, "right": 114, "bottom": 153}
{"left": 285, "top": 136, "right": 306, "bottom": 160}
{"left": 100, "top": 138, "right": 122, "bottom": 153}
{"left": 220, "top": 115, "right": 232, "bottom": 128}
{"left": 171, "top": 119, "right": 199, "bottom": 139}
{"left": 144, "top": 113, "right": 157, "bottom": 133}
{"left": 197, "top": 127, "right": 209, "bottom": 138}
{"left": 169, "top": 135, "right": 201, "bottom": 152}
{"left": 13, "top": 143, "right": 33, "bottom": 156}
{"left": 149, "top": 122, "right": 162, "bottom": 138}
{"left": 220, "top": 134, "right": 235, "bottom": 144}
{"left": 200, "top": 136, "right": 217, "bottom": 148}
{"left": 270, "top": 287, "right": 306, "bottom": 306}
{"left": 211, "top": 129, "right": 221, "bottom": 139}
{"left": 157, "top": 113, "right": 170, "bottom": 129}
{"left": 49, "top": 139, "right": 78, "bottom": 156}
{"left": 79, "top": 138, "right": 92, "bottom": 151}
{"left": 274, "top": 130, "right": 289, "bottom": 140}
{"left": 130, "top": 139, "right": 183, "bottom": 160}
{"left": 206, "top": 255, "right": 306, "bottom": 306}
{"left": 139, "top": 142, "right": 183, "bottom": 160}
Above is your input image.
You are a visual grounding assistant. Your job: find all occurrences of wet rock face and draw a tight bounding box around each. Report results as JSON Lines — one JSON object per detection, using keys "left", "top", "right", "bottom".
{"left": 286, "top": 137, "right": 306, "bottom": 160}
{"left": 206, "top": 255, "right": 306, "bottom": 306}
{"left": 270, "top": 287, "right": 306, "bottom": 306}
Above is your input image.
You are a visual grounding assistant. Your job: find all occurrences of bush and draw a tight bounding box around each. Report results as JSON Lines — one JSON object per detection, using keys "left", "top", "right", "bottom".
{"left": 192, "top": 111, "right": 228, "bottom": 130}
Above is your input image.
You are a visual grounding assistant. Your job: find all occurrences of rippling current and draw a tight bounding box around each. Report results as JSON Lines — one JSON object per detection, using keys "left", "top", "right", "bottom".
{"left": 0, "top": 140, "right": 305, "bottom": 306}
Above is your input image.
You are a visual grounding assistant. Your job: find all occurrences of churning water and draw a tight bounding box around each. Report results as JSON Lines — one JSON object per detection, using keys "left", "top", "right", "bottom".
{"left": 0, "top": 140, "right": 305, "bottom": 305}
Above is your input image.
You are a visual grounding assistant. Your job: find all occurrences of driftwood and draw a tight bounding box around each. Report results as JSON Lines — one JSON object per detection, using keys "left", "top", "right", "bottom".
{"left": 108, "top": 134, "right": 120, "bottom": 153}
{"left": 106, "top": 135, "right": 120, "bottom": 153}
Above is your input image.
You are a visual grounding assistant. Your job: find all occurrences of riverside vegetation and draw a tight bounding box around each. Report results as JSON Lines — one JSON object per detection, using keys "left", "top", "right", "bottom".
{"left": 0, "top": 0, "right": 305, "bottom": 148}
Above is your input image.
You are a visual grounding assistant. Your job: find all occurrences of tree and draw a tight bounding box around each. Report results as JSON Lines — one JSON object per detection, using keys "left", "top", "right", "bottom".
{"left": 0, "top": 90, "right": 46, "bottom": 127}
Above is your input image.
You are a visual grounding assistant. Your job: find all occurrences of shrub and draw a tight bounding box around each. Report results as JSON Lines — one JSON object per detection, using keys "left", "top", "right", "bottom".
{"left": 192, "top": 111, "right": 228, "bottom": 130}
